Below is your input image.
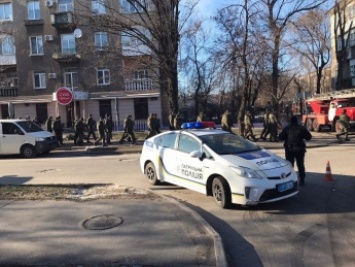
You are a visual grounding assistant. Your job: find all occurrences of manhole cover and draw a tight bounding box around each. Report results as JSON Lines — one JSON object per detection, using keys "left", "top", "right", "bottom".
{"left": 82, "top": 214, "right": 123, "bottom": 230}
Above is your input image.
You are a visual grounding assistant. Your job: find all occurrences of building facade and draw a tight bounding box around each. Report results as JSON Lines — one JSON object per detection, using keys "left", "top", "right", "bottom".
{"left": 0, "top": 0, "right": 165, "bottom": 129}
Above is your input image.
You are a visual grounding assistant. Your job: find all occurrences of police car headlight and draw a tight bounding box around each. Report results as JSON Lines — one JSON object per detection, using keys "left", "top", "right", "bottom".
{"left": 230, "top": 166, "right": 262, "bottom": 179}
{"left": 35, "top": 137, "right": 46, "bottom": 141}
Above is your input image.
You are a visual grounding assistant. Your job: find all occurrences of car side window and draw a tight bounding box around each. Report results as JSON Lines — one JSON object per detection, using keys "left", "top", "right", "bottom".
{"left": 178, "top": 134, "right": 200, "bottom": 154}
{"left": 2, "top": 123, "right": 22, "bottom": 135}
{"left": 156, "top": 132, "right": 177, "bottom": 149}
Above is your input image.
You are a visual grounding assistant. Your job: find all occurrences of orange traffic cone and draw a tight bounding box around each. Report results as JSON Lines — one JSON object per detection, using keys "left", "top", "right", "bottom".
{"left": 324, "top": 161, "right": 334, "bottom": 182}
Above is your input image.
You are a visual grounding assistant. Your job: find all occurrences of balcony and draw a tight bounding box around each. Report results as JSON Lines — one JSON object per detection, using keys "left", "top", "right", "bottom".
{"left": 51, "top": 12, "right": 75, "bottom": 29}
{"left": 24, "top": 19, "right": 44, "bottom": 26}
{"left": 125, "top": 78, "right": 152, "bottom": 91}
{"left": 0, "top": 55, "right": 16, "bottom": 66}
{"left": 0, "top": 86, "right": 18, "bottom": 97}
{"left": 52, "top": 52, "right": 81, "bottom": 63}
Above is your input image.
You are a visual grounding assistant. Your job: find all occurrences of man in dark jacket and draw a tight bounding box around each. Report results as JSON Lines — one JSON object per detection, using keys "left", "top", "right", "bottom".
{"left": 86, "top": 114, "right": 97, "bottom": 143}
{"left": 119, "top": 115, "right": 136, "bottom": 144}
{"left": 95, "top": 116, "right": 107, "bottom": 146}
{"left": 279, "top": 116, "right": 312, "bottom": 186}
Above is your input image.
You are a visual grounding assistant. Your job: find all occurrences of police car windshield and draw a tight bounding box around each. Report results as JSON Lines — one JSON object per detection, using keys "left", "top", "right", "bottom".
{"left": 17, "top": 121, "right": 44, "bottom": 133}
{"left": 200, "top": 133, "right": 260, "bottom": 155}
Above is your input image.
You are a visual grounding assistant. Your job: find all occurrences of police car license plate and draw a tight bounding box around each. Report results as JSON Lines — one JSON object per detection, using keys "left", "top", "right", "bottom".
{"left": 277, "top": 181, "right": 294, "bottom": 192}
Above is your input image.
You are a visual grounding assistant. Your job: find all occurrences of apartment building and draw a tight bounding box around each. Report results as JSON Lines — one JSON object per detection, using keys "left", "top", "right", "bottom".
{"left": 330, "top": 0, "right": 355, "bottom": 90}
{"left": 0, "top": 0, "right": 164, "bottom": 129}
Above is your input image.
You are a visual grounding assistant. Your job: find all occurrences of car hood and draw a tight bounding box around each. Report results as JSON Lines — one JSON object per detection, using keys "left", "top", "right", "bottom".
{"left": 220, "top": 150, "right": 288, "bottom": 170}
{"left": 28, "top": 131, "right": 55, "bottom": 138}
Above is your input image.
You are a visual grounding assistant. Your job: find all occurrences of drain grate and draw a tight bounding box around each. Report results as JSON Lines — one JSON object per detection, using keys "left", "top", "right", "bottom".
{"left": 82, "top": 214, "right": 124, "bottom": 230}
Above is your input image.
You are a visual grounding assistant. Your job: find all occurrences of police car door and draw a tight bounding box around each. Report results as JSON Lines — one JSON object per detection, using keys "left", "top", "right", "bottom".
{"left": 157, "top": 132, "right": 179, "bottom": 183}
{"left": 0, "top": 122, "right": 25, "bottom": 155}
{"left": 175, "top": 133, "right": 206, "bottom": 194}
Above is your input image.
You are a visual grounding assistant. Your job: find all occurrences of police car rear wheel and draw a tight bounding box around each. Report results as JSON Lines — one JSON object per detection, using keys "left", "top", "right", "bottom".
{"left": 145, "top": 162, "right": 159, "bottom": 185}
{"left": 212, "top": 177, "right": 231, "bottom": 208}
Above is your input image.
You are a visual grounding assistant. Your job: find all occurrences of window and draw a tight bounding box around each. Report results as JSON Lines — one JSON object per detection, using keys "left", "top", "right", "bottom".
{"left": 97, "top": 68, "right": 110, "bottom": 85}
{"left": 0, "top": 36, "right": 15, "bottom": 56}
{"left": 64, "top": 68, "right": 78, "bottom": 89}
{"left": 58, "top": 0, "right": 73, "bottom": 11}
{"left": 30, "top": 36, "right": 43, "bottom": 55}
{"left": 120, "top": 0, "right": 144, "bottom": 13}
{"left": 135, "top": 69, "right": 148, "bottom": 79}
{"left": 95, "top": 32, "right": 108, "bottom": 50}
{"left": 92, "top": 0, "right": 106, "bottom": 14}
{"left": 2, "top": 123, "right": 22, "bottom": 135}
{"left": 61, "top": 34, "right": 76, "bottom": 54}
{"left": 350, "top": 59, "right": 355, "bottom": 77}
{"left": 178, "top": 135, "right": 200, "bottom": 154}
{"left": 33, "top": 71, "right": 46, "bottom": 89}
{"left": 156, "top": 132, "right": 177, "bottom": 149}
{"left": 0, "top": 3, "right": 12, "bottom": 21}
{"left": 27, "top": 1, "right": 40, "bottom": 20}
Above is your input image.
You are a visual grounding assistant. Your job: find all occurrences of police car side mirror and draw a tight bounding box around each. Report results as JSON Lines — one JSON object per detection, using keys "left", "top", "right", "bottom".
{"left": 189, "top": 150, "right": 203, "bottom": 159}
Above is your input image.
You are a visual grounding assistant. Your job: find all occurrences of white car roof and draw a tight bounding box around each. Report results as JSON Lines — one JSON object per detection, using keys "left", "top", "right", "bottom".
{"left": 177, "top": 129, "right": 229, "bottom": 137}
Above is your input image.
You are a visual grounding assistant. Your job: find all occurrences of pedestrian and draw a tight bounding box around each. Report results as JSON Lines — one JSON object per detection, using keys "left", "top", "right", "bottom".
{"left": 46, "top": 116, "right": 53, "bottom": 132}
{"left": 119, "top": 115, "right": 136, "bottom": 144}
{"left": 221, "top": 110, "right": 233, "bottom": 133}
{"left": 145, "top": 113, "right": 156, "bottom": 140}
{"left": 86, "top": 114, "right": 97, "bottom": 143}
{"left": 336, "top": 109, "right": 350, "bottom": 141}
{"left": 53, "top": 116, "right": 64, "bottom": 146}
{"left": 95, "top": 116, "right": 107, "bottom": 146}
{"left": 105, "top": 114, "right": 114, "bottom": 144}
{"left": 74, "top": 117, "right": 86, "bottom": 146}
{"left": 260, "top": 110, "right": 270, "bottom": 140}
{"left": 244, "top": 111, "right": 257, "bottom": 141}
{"left": 278, "top": 115, "right": 312, "bottom": 186}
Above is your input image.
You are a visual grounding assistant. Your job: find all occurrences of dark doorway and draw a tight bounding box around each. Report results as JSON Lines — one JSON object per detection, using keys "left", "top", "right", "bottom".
{"left": 35, "top": 103, "right": 48, "bottom": 124}
{"left": 1, "top": 104, "right": 9, "bottom": 119}
{"left": 99, "top": 100, "right": 112, "bottom": 118}
{"left": 134, "top": 98, "right": 148, "bottom": 119}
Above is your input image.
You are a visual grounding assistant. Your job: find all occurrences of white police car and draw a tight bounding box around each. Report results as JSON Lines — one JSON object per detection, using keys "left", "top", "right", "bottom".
{"left": 140, "top": 122, "right": 298, "bottom": 208}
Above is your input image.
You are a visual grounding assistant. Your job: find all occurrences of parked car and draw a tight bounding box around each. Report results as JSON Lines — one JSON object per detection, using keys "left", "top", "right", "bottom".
{"left": 0, "top": 119, "right": 58, "bottom": 158}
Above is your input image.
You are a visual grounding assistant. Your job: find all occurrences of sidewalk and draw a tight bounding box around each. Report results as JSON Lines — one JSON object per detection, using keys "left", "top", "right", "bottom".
{"left": 0, "top": 196, "right": 225, "bottom": 267}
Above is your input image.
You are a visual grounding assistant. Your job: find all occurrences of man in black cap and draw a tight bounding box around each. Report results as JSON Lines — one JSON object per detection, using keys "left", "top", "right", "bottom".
{"left": 279, "top": 116, "right": 312, "bottom": 186}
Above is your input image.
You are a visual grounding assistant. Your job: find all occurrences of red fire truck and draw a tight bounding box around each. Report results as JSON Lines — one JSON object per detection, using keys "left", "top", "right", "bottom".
{"left": 301, "top": 90, "right": 355, "bottom": 132}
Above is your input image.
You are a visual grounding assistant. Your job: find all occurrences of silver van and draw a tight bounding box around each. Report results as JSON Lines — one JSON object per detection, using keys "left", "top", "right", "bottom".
{"left": 0, "top": 119, "right": 58, "bottom": 158}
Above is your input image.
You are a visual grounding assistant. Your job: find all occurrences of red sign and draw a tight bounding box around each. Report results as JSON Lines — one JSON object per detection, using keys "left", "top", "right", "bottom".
{"left": 56, "top": 87, "right": 73, "bottom": 105}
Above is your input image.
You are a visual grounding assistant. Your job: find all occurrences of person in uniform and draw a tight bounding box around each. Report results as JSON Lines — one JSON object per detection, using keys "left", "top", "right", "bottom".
{"left": 95, "top": 116, "right": 107, "bottom": 146}
{"left": 260, "top": 110, "right": 270, "bottom": 140}
{"left": 145, "top": 113, "right": 156, "bottom": 140}
{"left": 278, "top": 116, "right": 312, "bottom": 186}
{"left": 86, "top": 114, "right": 97, "bottom": 143}
{"left": 74, "top": 117, "right": 86, "bottom": 146}
{"left": 119, "top": 115, "right": 136, "bottom": 144}
{"left": 268, "top": 110, "right": 282, "bottom": 142}
{"left": 221, "top": 110, "right": 233, "bottom": 133}
{"left": 244, "top": 111, "right": 257, "bottom": 141}
{"left": 53, "top": 116, "right": 64, "bottom": 146}
{"left": 105, "top": 114, "right": 114, "bottom": 144}
{"left": 336, "top": 109, "right": 350, "bottom": 141}
{"left": 46, "top": 116, "right": 53, "bottom": 133}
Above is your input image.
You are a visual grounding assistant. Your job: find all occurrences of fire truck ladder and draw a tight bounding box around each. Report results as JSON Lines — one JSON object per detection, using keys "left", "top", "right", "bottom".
{"left": 307, "top": 89, "right": 355, "bottom": 101}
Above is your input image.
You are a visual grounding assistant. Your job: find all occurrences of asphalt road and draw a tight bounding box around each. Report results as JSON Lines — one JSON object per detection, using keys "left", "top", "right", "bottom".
{"left": 1, "top": 141, "right": 355, "bottom": 267}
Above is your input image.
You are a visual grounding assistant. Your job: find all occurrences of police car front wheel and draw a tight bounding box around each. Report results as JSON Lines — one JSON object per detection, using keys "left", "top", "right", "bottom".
{"left": 145, "top": 162, "right": 159, "bottom": 185}
{"left": 212, "top": 177, "right": 231, "bottom": 209}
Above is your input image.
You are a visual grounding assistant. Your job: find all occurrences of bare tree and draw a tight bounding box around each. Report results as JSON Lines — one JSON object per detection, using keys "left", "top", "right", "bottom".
{"left": 76, "top": 0, "right": 196, "bottom": 128}
{"left": 292, "top": 8, "right": 331, "bottom": 94}
{"left": 260, "top": 0, "right": 327, "bottom": 109}
{"left": 180, "top": 20, "right": 223, "bottom": 119}
{"left": 333, "top": 0, "right": 353, "bottom": 90}
{"left": 215, "top": 0, "right": 266, "bottom": 135}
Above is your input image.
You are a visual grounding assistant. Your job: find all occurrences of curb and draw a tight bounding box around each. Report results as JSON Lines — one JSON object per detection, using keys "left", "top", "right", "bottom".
{"left": 161, "top": 194, "right": 228, "bottom": 267}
